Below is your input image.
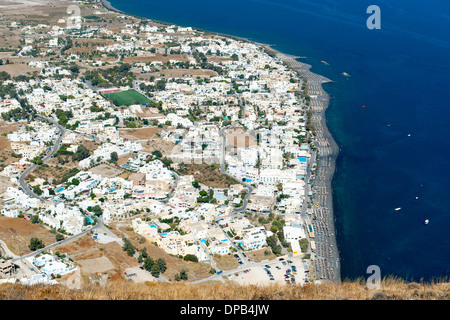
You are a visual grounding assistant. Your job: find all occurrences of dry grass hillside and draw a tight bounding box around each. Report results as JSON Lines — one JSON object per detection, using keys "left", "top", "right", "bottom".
{"left": 0, "top": 278, "right": 449, "bottom": 300}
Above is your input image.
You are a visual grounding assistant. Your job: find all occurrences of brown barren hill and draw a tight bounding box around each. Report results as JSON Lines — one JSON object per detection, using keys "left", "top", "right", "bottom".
{"left": 0, "top": 216, "right": 58, "bottom": 256}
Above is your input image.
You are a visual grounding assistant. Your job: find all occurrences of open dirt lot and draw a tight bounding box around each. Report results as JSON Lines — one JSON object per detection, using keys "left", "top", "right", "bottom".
{"left": 118, "top": 126, "right": 162, "bottom": 141}
{"left": 56, "top": 234, "right": 141, "bottom": 285}
{"left": 77, "top": 256, "right": 115, "bottom": 274}
{"left": 0, "top": 121, "right": 25, "bottom": 134}
{"left": 123, "top": 54, "right": 189, "bottom": 64}
{"left": 0, "top": 175, "right": 12, "bottom": 195}
{"left": 177, "top": 163, "right": 241, "bottom": 188}
{"left": 89, "top": 163, "right": 123, "bottom": 178}
{"left": 0, "top": 136, "right": 19, "bottom": 167}
{"left": 158, "top": 68, "right": 218, "bottom": 78}
{"left": 140, "top": 136, "right": 176, "bottom": 157}
{"left": 0, "top": 63, "right": 41, "bottom": 77}
{"left": 124, "top": 265, "right": 159, "bottom": 283}
{"left": 0, "top": 216, "right": 58, "bottom": 256}
{"left": 213, "top": 253, "right": 239, "bottom": 271}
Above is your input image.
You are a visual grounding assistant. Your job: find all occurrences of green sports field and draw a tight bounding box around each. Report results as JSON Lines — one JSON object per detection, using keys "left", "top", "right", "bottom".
{"left": 102, "top": 89, "right": 152, "bottom": 106}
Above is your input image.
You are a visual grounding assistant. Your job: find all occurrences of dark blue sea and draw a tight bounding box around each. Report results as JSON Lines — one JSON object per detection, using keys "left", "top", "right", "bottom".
{"left": 108, "top": 0, "right": 450, "bottom": 281}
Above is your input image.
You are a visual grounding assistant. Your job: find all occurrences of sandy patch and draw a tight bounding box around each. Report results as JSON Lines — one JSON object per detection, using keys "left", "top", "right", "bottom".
{"left": 93, "top": 231, "right": 118, "bottom": 244}
{"left": 64, "top": 268, "right": 82, "bottom": 290}
{"left": 158, "top": 68, "right": 218, "bottom": 77}
{"left": 0, "top": 63, "right": 41, "bottom": 77}
{"left": 77, "top": 256, "right": 115, "bottom": 274}
{"left": 89, "top": 163, "right": 123, "bottom": 178}
{"left": 118, "top": 126, "right": 162, "bottom": 141}
{"left": 124, "top": 266, "right": 159, "bottom": 283}
{"left": 123, "top": 54, "right": 188, "bottom": 64}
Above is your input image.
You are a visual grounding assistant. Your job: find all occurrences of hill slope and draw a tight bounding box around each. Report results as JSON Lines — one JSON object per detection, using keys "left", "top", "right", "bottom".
{"left": 0, "top": 278, "right": 449, "bottom": 300}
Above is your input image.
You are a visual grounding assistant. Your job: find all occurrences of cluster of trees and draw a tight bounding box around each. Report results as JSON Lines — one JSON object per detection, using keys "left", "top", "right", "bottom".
{"left": 139, "top": 79, "right": 166, "bottom": 93}
{"left": 84, "top": 63, "right": 134, "bottom": 88}
{"left": 192, "top": 50, "right": 224, "bottom": 75}
{"left": 56, "top": 144, "right": 74, "bottom": 164}
{"left": 29, "top": 238, "right": 45, "bottom": 251}
{"left": 277, "top": 229, "right": 291, "bottom": 249}
{"left": 60, "top": 37, "right": 73, "bottom": 55}
{"left": 55, "top": 108, "right": 73, "bottom": 126}
{"left": 1, "top": 100, "right": 35, "bottom": 122}
{"left": 183, "top": 254, "right": 198, "bottom": 263}
{"left": 72, "top": 144, "right": 90, "bottom": 162}
{"left": 266, "top": 235, "right": 282, "bottom": 255}
{"left": 54, "top": 168, "right": 80, "bottom": 186}
{"left": 299, "top": 238, "right": 309, "bottom": 253}
{"left": 122, "top": 240, "right": 167, "bottom": 278}
{"left": 122, "top": 237, "right": 136, "bottom": 256}
{"left": 197, "top": 189, "right": 215, "bottom": 203}
{"left": 0, "top": 71, "right": 11, "bottom": 81}
{"left": 174, "top": 268, "right": 188, "bottom": 281}
{"left": 32, "top": 185, "right": 43, "bottom": 196}
{"left": 141, "top": 254, "right": 167, "bottom": 278}
{"left": 86, "top": 205, "right": 102, "bottom": 217}
{"left": 89, "top": 102, "right": 105, "bottom": 113}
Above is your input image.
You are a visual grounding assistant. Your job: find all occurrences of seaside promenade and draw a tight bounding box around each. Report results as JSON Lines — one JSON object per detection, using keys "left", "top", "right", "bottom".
{"left": 267, "top": 49, "right": 341, "bottom": 282}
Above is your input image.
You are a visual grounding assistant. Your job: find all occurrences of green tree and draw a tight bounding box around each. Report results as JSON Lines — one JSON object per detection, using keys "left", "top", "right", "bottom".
{"left": 299, "top": 238, "right": 309, "bottom": 253}
{"left": 28, "top": 238, "right": 44, "bottom": 251}
{"left": 32, "top": 185, "right": 43, "bottom": 196}
{"left": 151, "top": 263, "right": 160, "bottom": 277}
{"left": 157, "top": 258, "right": 167, "bottom": 274}
{"left": 152, "top": 150, "right": 162, "bottom": 158}
{"left": 180, "top": 268, "right": 188, "bottom": 280}
{"left": 143, "top": 256, "right": 154, "bottom": 272}
{"left": 30, "top": 215, "right": 39, "bottom": 224}
{"left": 183, "top": 254, "right": 198, "bottom": 263}
{"left": 122, "top": 237, "right": 135, "bottom": 257}
{"left": 72, "top": 144, "right": 90, "bottom": 161}
{"left": 110, "top": 151, "right": 118, "bottom": 162}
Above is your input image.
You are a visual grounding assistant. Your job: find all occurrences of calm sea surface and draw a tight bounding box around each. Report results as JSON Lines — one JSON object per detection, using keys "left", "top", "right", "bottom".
{"left": 109, "top": 0, "right": 450, "bottom": 281}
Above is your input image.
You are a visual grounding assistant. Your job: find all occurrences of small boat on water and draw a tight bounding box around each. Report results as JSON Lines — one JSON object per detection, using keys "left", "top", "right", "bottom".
{"left": 424, "top": 219, "right": 429, "bottom": 225}
{"left": 394, "top": 207, "right": 401, "bottom": 211}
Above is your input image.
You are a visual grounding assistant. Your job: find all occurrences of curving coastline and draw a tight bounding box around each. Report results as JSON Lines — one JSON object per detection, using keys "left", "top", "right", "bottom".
{"left": 272, "top": 53, "right": 340, "bottom": 282}
{"left": 99, "top": 0, "right": 341, "bottom": 282}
